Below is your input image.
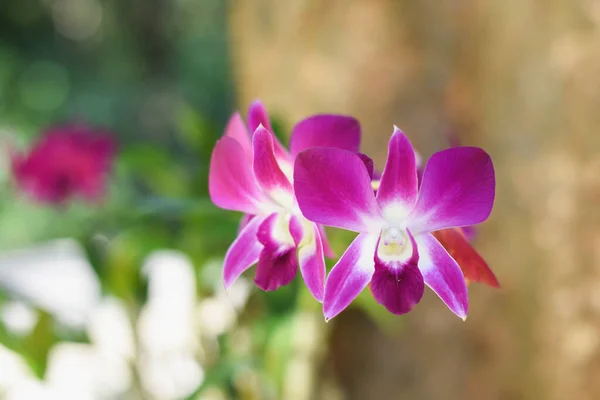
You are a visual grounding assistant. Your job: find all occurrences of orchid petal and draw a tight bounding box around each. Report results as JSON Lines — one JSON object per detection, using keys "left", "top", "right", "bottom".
{"left": 294, "top": 148, "right": 383, "bottom": 233}
{"left": 223, "top": 216, "right": 265, "bottom": 289}
{"left": 253, "top": 126, "right": 294, "bottom": 205}
{"left": 298, "top": 223, "right": 326, "bottom": 302}
{"left": 209, "top": 137, "right": 266, "bottom": 214}
{"left": 288, "top": 215, "right": 304, "bottom": 246}
{"left": 376, "top": 128, "right": 418, "bottom": 220}
{"left": 247, "top": 100, "right": 274, "bottom": 133}
{"left": 460, "top": 226, "right": 477, "bottom": 241}
{"left": 318, "top": 225, "right": 335, "bottom": 258}
{"left": 415, "top": 233, "right": 469, "bottom": 319}
{"left": 289, "top": 115, "right": 360, "bottom": 157}
{"left": 238, "top": 214, "right": 255, "bottom": 234}
{"left": 247, "top": 100, "right": 290, "bottom": 162}
{"left": 357, "top": 153, "right": 374, "bottom": 180}
{"left": 254, "top": 213, "right": 298, "bottom": 291}
{"left": 432, "top": 228, "right": 499, "bottom": 288}
{"left": 224, "top": 112, "right": 252, "bottom": 161}
{"left": 409, "top": 147, "right": 495, "bottom": 234}
{"left": 323, "top": 233, "right": 378, "bottom": 320}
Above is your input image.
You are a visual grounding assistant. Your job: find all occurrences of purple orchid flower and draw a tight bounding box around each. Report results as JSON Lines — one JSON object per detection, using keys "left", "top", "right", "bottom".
{"left": 371, "top": 146, "right": 498, "bottom": 288}
{"left": 209, "top": 100, "right": 361, "bottom": 301}
{"left": 293, "top": 127, "right": 495, "bottom": 320}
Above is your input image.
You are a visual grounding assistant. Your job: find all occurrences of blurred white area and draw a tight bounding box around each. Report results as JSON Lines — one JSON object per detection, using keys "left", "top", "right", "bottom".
{"left": 45, "top": 343, "right": 131, "bottom": 399}
{"left": 0, "top": 344, "right": 34, "bottom": 394}
{"left": 0, "top": 248, "right": 250, "bottom": 399}
{"left": 138, "top": 250, "right": 204, "bottom": 400}
{"left": 0, "top": 301, "right": 38, "bottom": 336}
{"left": 87, "top": 297, "right": 135, "bottom": 361}
{"left": 215, "top": 276, "right": 251, "bottom": 312}
{"left": 0, "top": 239, "right": 101, "bottom": 328}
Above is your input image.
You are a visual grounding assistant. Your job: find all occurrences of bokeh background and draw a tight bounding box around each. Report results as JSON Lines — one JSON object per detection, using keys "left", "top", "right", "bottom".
{"left": 1, "top": 0, "right": 600, "bottom": 399}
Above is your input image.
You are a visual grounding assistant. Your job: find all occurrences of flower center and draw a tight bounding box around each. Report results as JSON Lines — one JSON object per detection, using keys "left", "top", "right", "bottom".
{"left": 268, "top": 188, "right": 295, "bottom": 211}
{"left": 378, "top": 226, "right": 414, "bottom": 262}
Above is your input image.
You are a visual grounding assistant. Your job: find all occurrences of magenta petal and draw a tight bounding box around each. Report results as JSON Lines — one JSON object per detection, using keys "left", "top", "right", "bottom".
{"left": 223, "top": 216, "right": 265, "bottom": 289}
{"left": 357, "top": 153, "right": 374, "bottom": 180}
{"left": 371, "top": 264, "right": 424, "bottom": 316}
{"left": 318, "top": 225, "right": 335, "bottom": 258}
{"left": 409, "top": 147, "right": 495, "bottom": 234}
{"left": 376, "top": 128, "right": 418, "bottom": 217}
{"left": 238, "top": 214, "right": 254, "bottom": 234}
{"left": 224, "top": 112, "right": 252, "bottom": 161}
{"left": 289, "top": 115, "right": 361, "bottom": 157}
{"left": 247, "top": 100, "right": 274, "bottom": 134}
{"left": 323, "top": 233, "right": 378, "bottom": 320}
{"left": 288, "top": 215, "right": 304, "bottom": 246}
{"left": 298, "top": 223, "right": 326, "bottom": 302}
{"left": 294, "top": 148, "right": 383, "bottom": 233}
{"left": 247, "top": 100, "right": 290, "bottom": 162}
{"left": 415, "top": 233, "right": 469, "bottom": 319}
{"left": 254, "top": 213, "right": 298, "bottom": 291}
{"left": 253, "top": 126, "right": 293, "bottom": 198}
{"left": 209, "top": 137, "right": 266, "bottom": 214}
{"left": 461, "top": 226, "right": 477, "bottom": 241}
{"left": 370, "top": 265, "right": 424, "bottom": 315}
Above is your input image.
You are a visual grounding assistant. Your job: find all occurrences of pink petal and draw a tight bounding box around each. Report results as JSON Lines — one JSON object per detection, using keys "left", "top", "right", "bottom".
{"left": 209, "top": 136, "right": 266, "bottom": 214}
{"left": 253, "top": 126, "right": 293, "bottom": 202}
{"left": 415, "top": 233, "right": 469, "bottom": 319}
{"left": 254, "top": 213, "right": 298, "bottom": 291}
{"left": 318, "top": 225, "right": 335, "bottom": 258}
{"left": 223, "top": 215, "right": 265, "bottom": 289}
{"left": 297, "top": 223, "right": 326, "bottom": 302}
{"left": 247, "top": 100, "right": 290, "bottom": 162}
{"left": 409, "top": 147, "right": 495, "bottom": 234}
{"left": 357, "top": 153, "right": 374, "bottom": 180}
{"left": 247, "top": 100, "right": 274, "bottom": 134}
{"left": 461, "top": 226, "right": 477, "bottom": 241}
{"left": 238, "top": 214, "right": 255, "bottom": 234}
{"left": 288, "top": 215, "right": 304, "bottom": 246}
{"left": 289, "top": 115, "right": 361, "bottom": 157}
{"left": 323, "top": 233, "right": 378, "bottom": 320}
{"left": 224, "top": 112, "right": 252, "bottom": 161}
{"left": 376, "top": 128, "right": 418, "bottom": 218}
{"left": 294, "top": 148, "right": 383, "bottom": 233}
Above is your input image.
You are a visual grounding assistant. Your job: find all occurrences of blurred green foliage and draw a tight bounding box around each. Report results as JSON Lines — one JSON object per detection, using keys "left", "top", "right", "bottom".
{"left": 0, "top": 1, "right": 405, "bottom": 398}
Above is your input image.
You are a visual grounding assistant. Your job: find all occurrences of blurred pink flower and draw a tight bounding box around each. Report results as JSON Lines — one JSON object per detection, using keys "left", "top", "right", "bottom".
{"left": 11, "top": 124, "right": 116, "bottom": 204}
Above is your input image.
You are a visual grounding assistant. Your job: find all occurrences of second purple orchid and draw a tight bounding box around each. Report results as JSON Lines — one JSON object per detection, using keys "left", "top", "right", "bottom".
{"left": 209, "top": 101, "right": 361, "bottom": 301}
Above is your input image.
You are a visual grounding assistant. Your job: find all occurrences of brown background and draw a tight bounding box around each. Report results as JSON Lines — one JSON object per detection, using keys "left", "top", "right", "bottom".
{"left": 229, "top": 1, "right": 600, "bottom": 399}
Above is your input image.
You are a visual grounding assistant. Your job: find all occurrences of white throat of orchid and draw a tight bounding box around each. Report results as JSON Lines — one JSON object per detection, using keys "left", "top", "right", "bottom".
{"left": 267, "top": 188, "right": 295, "bottom": 212}
{"left": 279, "top": 160, "right": 294, "bottom": 183}
{"left": 263, "top": 157, "right": 296, "bottom": 213}
{"left": 377, "top": 225, "right": 414, "bottom": 264}
{"left": 272, "top": 212, "right": 296, "bottom": 247}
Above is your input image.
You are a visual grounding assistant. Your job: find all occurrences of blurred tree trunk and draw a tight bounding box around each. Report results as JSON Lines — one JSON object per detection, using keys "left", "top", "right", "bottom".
{"left": 229, "top": 1, "right": 600, "bottom": 399}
